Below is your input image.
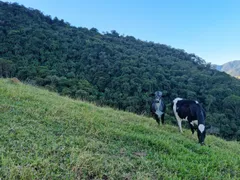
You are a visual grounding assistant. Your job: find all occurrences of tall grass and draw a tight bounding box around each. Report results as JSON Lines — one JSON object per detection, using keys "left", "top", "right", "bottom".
{"left": 0, "top": 78, "right": 239, "bottom": 179}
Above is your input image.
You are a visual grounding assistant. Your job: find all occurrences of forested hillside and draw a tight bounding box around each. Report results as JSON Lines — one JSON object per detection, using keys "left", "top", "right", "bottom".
{"left": 0, "top": 1, "right": 240, "bottom": 140}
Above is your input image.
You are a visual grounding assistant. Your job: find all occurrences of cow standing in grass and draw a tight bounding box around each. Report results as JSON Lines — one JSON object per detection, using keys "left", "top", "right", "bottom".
{"left": 172, "top": 97, "right": 206, "bottom": 145}
{"left": 150, "top": 91, "right": 166, "bottom": 125}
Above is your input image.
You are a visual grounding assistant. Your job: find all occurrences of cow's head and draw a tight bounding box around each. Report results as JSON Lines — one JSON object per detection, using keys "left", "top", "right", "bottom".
{"left": 154, "top": 91, "right": 162, "bottom": 98}
{"left": 153, "top": 91, "right": 163, "bottom": 103}
{"left": 150, "top": 91, "right": 163, "bottom": 101}
{"left": 197, "top": 124, "right": 206, "bottom": 145}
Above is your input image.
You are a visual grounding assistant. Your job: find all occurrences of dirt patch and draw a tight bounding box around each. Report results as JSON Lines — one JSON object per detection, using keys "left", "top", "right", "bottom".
{"left": 9, "top": 77, "right": 21, "bottom": 84}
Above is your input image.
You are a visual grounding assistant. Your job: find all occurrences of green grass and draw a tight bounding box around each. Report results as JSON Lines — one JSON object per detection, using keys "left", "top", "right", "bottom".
{"left": 0, "top": 78, "right": 240, "bottom": 180}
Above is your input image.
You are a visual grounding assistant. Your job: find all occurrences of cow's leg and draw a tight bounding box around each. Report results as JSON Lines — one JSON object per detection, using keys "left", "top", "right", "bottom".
{"left": 154, "top": 114, "right": 160, "bottom": 125}
{"left": 156, "top": 117, "right": 160, "bottom": 125}
{"left": 177, "top": 120, "right": 183, "bottom": 133}
{"left": 188, "top": 122, "right": 195, "bottom": 135}
{"left": 161, "top": 113, "right": 165, "bottom": 124}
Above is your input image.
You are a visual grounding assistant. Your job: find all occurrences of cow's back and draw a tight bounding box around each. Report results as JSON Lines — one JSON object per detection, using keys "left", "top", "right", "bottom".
{"left": 175, "top": 99, "right": 205, "bottom": 121}
{"left": 176, "top": 100, "right": 196, "bottom": 119}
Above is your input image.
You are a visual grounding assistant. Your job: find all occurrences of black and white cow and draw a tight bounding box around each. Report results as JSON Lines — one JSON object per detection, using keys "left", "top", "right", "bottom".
{"left": 172, "top": 98, "right": 206, "bottom": 145}
{"left": 150, "top": 91, "right": 166, "bottom": 125}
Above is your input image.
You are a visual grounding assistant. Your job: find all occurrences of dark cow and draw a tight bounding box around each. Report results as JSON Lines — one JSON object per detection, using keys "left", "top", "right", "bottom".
{"left": 150, "top": 91, "right": 166, "bottom": 125}
{"left": 172, "top": 98, "right": 206, "bottom": 145}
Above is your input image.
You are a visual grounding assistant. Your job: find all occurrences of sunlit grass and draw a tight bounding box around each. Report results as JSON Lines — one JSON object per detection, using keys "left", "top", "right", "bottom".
{"left": 0, "top": 78, "right": 239, "bottom": 179}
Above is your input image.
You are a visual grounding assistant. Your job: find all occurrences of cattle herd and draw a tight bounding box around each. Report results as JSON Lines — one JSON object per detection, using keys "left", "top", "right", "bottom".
{"left": 150, "top": 91, "right": 206, "bottom": 145}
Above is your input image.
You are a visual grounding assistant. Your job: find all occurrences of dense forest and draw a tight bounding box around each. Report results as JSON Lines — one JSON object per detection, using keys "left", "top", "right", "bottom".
{"left": 0, "top": 1, "right": 240, "bottom": 140}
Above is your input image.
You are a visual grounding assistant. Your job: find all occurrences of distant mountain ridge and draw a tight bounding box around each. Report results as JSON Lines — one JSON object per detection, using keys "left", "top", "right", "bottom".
{"left": 214, "top": 60, "right": 240, "bottom": 77}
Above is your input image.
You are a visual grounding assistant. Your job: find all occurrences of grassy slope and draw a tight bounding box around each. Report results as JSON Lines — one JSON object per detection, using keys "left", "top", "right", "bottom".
{"left": 0, "top": 79, "right": 240, "bottom": 180}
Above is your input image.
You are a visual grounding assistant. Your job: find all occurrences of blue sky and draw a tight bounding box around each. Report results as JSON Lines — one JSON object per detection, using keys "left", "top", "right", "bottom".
{"left": 3, "top": 0, "right": 240, "bottom": 65}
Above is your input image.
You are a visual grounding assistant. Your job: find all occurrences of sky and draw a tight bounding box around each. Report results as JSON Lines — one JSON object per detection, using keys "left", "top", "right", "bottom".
{"left": 3, "top": 0, "right": 240, "bottom": 65}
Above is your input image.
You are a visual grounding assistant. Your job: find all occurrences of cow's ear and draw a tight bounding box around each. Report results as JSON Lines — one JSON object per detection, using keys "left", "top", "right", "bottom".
{"left": 149, "top": 93, "right": 155, "bottom": 97}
